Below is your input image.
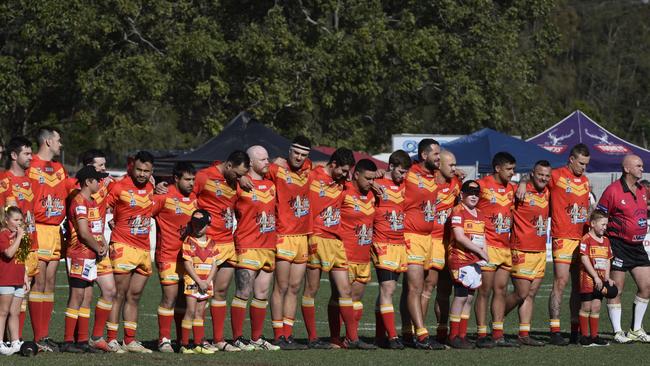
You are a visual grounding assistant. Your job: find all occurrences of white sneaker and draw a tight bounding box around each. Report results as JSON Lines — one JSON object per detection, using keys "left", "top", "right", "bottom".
{"left": 123, "top": 340, "right": 153, "bottom": 353}
{"left": 0, "top": 342, "right": 12, "bottom": 356}
{"left": 232, "top": 337, "right": 255, "bottom": 351}
{"left": 215, "top": 341, "right": 240, "bottom": 352}
{"left": 158, "top": 337, "right": 174, "bottom": 353}
{"left": 9, "top": 340, "right": 22, "bottom": 355}
{"left": 249, "top": 337, "right": 281, "bottom": 351}
{"left": 627, "top": 328, "right": 650, "bottom": 343}
{"left": 614, "top": 330, "right": 632, "bottom": 344}
{"left": 107, "top": 339, "right": 126, "bottom": 353}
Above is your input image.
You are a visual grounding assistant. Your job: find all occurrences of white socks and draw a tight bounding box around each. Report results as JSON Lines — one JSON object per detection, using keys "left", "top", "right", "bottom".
{"left": 632, "top": 296, "right": 649, "bottom": 331}
{"left": 607, "top": 303, "right": 623, "bottom": 332}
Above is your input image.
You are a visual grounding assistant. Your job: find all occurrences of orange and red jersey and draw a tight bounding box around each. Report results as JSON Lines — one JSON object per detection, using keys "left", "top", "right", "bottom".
{"left": 309, "top": 166, "right": 344, "bottom": 239}
{"left": 66, "top": 192, "right": 103, "bottom": 260}
{"left": 152, "top": 185, "right": 198, "bottom": 263}
{"left": 0, "top": 229, "right": 25, "bottom": 286}
{"left": 193, "top": 163, "right": 237, "bottom": 244}
{"left": 268, "top": 162, "right": 312, "bottom": 235}
{"left": 373, "top": 178, "right": 405, "bottom": 244}
{"left": 105, "top": 176, "right": 154, "bottom": 250}
{"left": 448, "top": 204, "right": 486, "bottom": 269}
{"left": 432, "top": 175, "right": 461, "bottom": 240}
{"left": 67, "top": 177, "right": 115, "bottom": 220}
{"left": 477, "top": 175, "right": 514, "bottom": 249}
{"left": 579, "top": 233, "right": 612, "bottom": 281}
{"left": 510, "top": 182, "right": 550, "bottom": 252}
{"left": 340, "top": 184, "right": 375, "bottom": 263}
{"left": 548, "top": 166, "right": 590, "bottom": 239}
{"left": 27, "top": 155, "right": 68, "bottom": 225}
{"left": 0, "top": 172, "right": 37, "bottom": 249}
{"left": 182, "top": 236, "right": 218, "bottom": 280}
{"left": 403, "top": 164, "right": 438, "bottom": 234}
{"left": 234, "top": 177, "right": 277, "bottom": 249}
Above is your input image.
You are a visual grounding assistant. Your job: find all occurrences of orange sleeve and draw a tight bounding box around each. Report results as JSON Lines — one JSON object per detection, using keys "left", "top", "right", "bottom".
{"left": 151, "top": 194, "right": 166, "bottom": 217}
{"left": 193, "top": 171, "right": 206, "bottom": 195}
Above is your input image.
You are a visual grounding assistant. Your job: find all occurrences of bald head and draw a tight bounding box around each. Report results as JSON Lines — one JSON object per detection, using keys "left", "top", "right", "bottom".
{"left": 622, "top": 154, "right": 643, "bottom": 181}
{"left": 247, "top": 145, "right": 270, "bottom": 177}
{"left": 439, "top": 150, "right": 457, "bottom": 180}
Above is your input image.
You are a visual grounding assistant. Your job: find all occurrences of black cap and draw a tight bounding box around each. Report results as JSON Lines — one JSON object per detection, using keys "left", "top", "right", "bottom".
{"left": 76, "top": 165, "right": 109, "bottom": 183}
{"left": 461, "top": 180, "right": 481, "bottom": 196}
{"left": 598, "top": 282, "right": 618, "bottom": 299}
{"left": 20, "top": 341, "right": 38, "bottom": 357}
{"left": 190, "top": 209, "right": 212, "bottom": 233}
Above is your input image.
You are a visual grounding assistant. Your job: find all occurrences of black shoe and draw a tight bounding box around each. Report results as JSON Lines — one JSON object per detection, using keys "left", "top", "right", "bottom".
{"left": 548, "top": 332, "right": 568, "bottom": 346}
{"left": 494, "top": 337, "right": 520, "bottom": 348}
{"left": 273, "top": 336, "right": 294, "bottom": 350}
{"left": 60, "top": 341, "right": 84, "bottom": 353}
{"left": 427, "top": 337, "right": 446, "bottom": 350}
{"left": 375, "top": 337, "right": 389, "bottom": 348}
{"left": 401, "top": 334, "right": 415, "bottom": 348}
{"left": 579, "top": 336, "right": 594, "bottom": 347}
{"left": 44, "top": 337, "right": 60, "bottom": 352}
{"left": 77, "top": 342, "right": 104, "bottom": 353}
{"left": 345, "top": 338, "right": 377, "bottom": 350}
{"left": 591, "top": 336, "right": 609, "bottom": 346}
{"left": 475, "top": 336, "right": 495, "bottom": 349}
{"left": 387, "top": 337, "right": 405, "bottom": 350}
{"left": 449, "top": 337, "right": 474, "bottom": 349}
{"left": 517, "top": 336, "right": 545, "bottom": 347}
{"left": 287, "top": 336, "right": 308, "bottom": 350}
{"left": 413, "top": 337, "right": 434, "bottom": 350}
{"left": 308, "top": 338, "right": 334, "bottom": 349}
{"left": 570, "top": 331, "right": 580, "bottom": 344}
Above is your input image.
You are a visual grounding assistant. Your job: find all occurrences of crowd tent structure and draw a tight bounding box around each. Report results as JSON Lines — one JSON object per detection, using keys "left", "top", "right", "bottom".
{"left": 442, "top": 128, "right": 566, "bottom": 173}
{"left": 527, "top": 110, "right": 650, "bottom": 172}
{"left": 168, "top": 112, "right": 330, "bottom": 162}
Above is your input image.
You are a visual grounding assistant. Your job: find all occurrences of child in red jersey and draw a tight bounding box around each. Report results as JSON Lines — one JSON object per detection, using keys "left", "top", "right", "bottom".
{"left": 180, "top": 209, "right": 219, "bottom": 354}
{"left": 0, "top": 207, "right": 29, "bottom": 355}
{"left": 447, "top": 181, "right": 489, "bottom": 349}
{"left": 578, "top": 210, "right": 615, "bottom": 347}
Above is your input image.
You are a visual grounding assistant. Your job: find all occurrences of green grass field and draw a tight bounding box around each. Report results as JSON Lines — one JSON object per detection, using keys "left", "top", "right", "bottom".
{"left": 8, "top": 264, "right": 650, "bottom": 365}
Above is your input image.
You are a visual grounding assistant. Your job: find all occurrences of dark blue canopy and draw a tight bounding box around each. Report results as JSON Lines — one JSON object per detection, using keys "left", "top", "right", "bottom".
{"left": 442, "top": 128, "right": 566, "bottom": 173}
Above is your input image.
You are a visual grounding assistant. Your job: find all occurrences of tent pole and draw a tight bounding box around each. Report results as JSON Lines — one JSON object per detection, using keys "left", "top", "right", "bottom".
{"left": 475, "top": 160, "right": 479, "bottom": 179}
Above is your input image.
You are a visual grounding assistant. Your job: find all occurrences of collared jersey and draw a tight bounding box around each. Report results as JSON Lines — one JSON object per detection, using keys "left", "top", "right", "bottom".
{"left": 510, "top": 182, "right": 550, "bottom": 252}
{"left": 0, "top": 172, "right": 37, "bottom": 249}
{"left": 549, "top": 166, "right": 590, "bottom": 239}
{"left": 27, "top": 155, "right": 68, "bottom": 225}
{"left": 403, "top": 164, "right": 438, "bottom": 234}
{"left": 309, "top": 166, "right": 344, "bottom": 239}
{"left": 193, "top": 163, "right": 237, "bottom": 244}
{"left": 597, "top": 178, "right": 648, "bottom": 244}
{"left": 432, "top": 175, "right": 461, "bottom": 239}
{"left": 105, "top": 176, "right": 154, "bottom": 250}
{"left": 182, "top": 237, "right": 218, "bottom": 280}
{"left": 477, "top": 175, "right": 514, "bottom": 249}
{"left": 373, "top": 178, "right": 405, "bottom": 244}
{"left": 0, "top": 229, "right": 25, "bottom": 286}
{"left": 579, "top": 233, "right": 612, "bottom": 279}
{"left": 340, "top": 184, "right": 375, "bottom": 263}
{"left": 66, "top": 192, "right": 103, "bottom": 259}
{"left": 152, "top": 185, "right": 198, "bottom": 262}
{"left": 234, "top": 177, "right": 277, "bottom": 249}
{"left": 67, "top": 177, "right": 116, "bottom": 221}
{"left": 448, "top": 204, "right": 486, "bottom": 269}
{"left": 268, "top": 162, "right": 312, "bottom": 235}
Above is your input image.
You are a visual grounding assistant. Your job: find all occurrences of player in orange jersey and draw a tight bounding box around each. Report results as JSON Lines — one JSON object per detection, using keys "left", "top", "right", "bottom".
{"left": 372, "top": 151, "right": 411, "bottom": 349}
{"left": 0, "top": 137, "right": 38, "bottom": 342}
{"left": 26, "top": 127, "right": 67, "bottom": 351}
{"left": 229, "top": 146, "right": 280, "bottom": 351}
{"left": 151, "top": 162, "right": 198, "bottom": 352}
{"left": 447, "top": 180, "right": 489, "bottom": 349}
{"left": 193, "top": 151, "right": 249, "bottom": 352}
{"left": 475, "top": 152, "right": 517, "bottom": 348}
{"left": 268, "top": 136, "right": 312, "bottom": 350}
{"left": 504, "top": 160, "right": 551, "bottom": 346}
{"left": 399, "top": 138, "right": 445, "bottom": 350}
{"left": 302, "top": 148, "right": 356, "bottom": 349}
{"left": 105, "top": 151, "right": 155, "bottom": 353}
{"left": 60, "top": 166, "right": 109, "bottom": 353}
{"left": 518, "top": 144, "right": 591, "bottom": 345}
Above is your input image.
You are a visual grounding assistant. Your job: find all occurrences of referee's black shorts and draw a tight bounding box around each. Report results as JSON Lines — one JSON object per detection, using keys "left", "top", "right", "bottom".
{"left": 610, "top": 237, "right": 650, "bottom": 272}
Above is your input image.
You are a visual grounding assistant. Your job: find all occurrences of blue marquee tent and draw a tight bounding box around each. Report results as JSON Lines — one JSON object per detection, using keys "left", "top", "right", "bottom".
{"left": 442, "top": 128, "right": 566, "bottom": 173}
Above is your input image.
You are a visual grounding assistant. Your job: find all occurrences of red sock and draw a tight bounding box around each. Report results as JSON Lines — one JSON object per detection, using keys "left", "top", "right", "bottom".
{"left": 157, "top": 306, "right": 174, "bottom": 341}
{"left": 41, "top": 292, "right": 54, "bottom": 337}
{"left": 272, "top": 319, "right": 284, "bottom": 341}
{"left": 579, "top": 311, "right": 590, "bottom": 337}
{"left": 230, "top": 297, "right": 247, "bottom": 340}
{"left": 210, "top": 300, "right": 227, "bottom": 342}
{"left": 375, "top": 308, "right": 387, "bottom": 340}
{"left": 301, "top": 296, "right": 318, "bottom": 341}
{"left": 250, "top": 298, "right": 268, "bottom": 341}
{"left": 283, "top": 318, "right": 295, "bottom": 338}
{"left": 549, "top": 319, "right": 561, "bottom": 333}
{"left": 449, "top": 315, "right": 461, "bottom": 340}
{"left": 92, "top": 298, "right": 112, "bottom": 338}
{"left": 379, "top": 304, "right": 397, "bottom": 339}
{"left": 106, "top": 322, "right": 118, "bottom": 342}
{"left": 28, "top": 292, "right": 42, "bottom": 340}
{"left": 436, "top": 324, "right": 448, "bottom": 342}
{"left": 181, "top": 319, "right": 192, "bottom": 346}
{"left": 328, "top": 303, "right": 341, "bottom": 341}
{"left": 416, "top": 327, "right": 429, "bottom": 342}
{"left": 339, "top": 298, "right": 358, "bottom": 341}
{"left": 492, "top": 322, "right": 504, "bottom": 339}
{"left": 123, "top": 321, "right": 137, "bottom": 345}
{"left": 459, "top": 316, "right": 469, "bottom": 338}
{"left": 193, "top": 319, "right": 205, "bottom": 343}
{"left": 477, "top": 325, "right": 488, "bottom": 339}
{"left": 64, "top": 308, "right": 79, "bottom": 343}
{"left": 589, "top": 315, "right": 599, "bottom": 338}
{"left": 519, "top": 323, "right": 530, "bottom": 338}
{"left": 353, "top": 301, "right": 363, "bottom": 323}
{"left": 77, "top": 308, "right": 90, "bottom": 343}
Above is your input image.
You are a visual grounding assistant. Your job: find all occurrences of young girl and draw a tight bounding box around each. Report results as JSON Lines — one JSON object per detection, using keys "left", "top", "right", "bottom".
{"left": 180, "top": 209, "right": 219, "bottom": 354}
{"left": 0, "top": 207, "right": 30, "bottom": 356}
{"left": 578, "top": 209, "right": 614, "bottom": 347}
{"left": 447, "top": 181, "right": 490, "bottom": 349}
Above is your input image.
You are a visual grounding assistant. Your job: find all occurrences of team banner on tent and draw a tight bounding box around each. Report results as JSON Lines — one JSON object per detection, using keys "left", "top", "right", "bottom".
{"left": 527, "top": 110, "right": 650, "bottom": 172}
